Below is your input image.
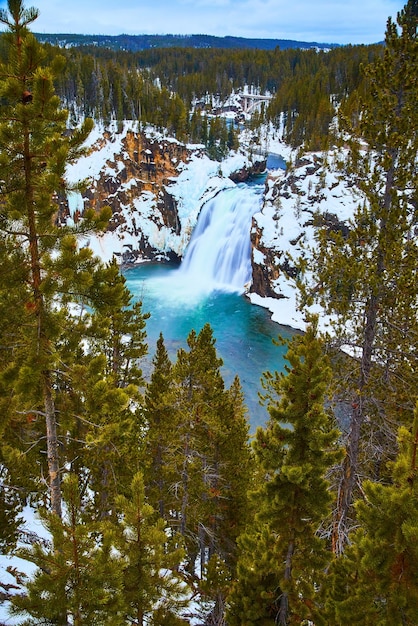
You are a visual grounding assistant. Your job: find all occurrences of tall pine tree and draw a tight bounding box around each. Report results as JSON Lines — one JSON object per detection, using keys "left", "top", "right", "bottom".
{"left": 326, "top": 402, "right": 418, "bottom": 625}
{"left": 227, "top": 322, "right": 341, "bottom": 625}
{"left": 143, "top": 332, "right": 177, "bottom": 519}
{"left": 9, "top": 473, "right": 124, "bottom": 625}
{"left": 0, "top": 0, "right": 110, "bottom": 516}
{"left": 304, "top": 0, "right": 418, "bottom": 552}
{"left": 113, "top": 472, "right": 190, "bottom": 626}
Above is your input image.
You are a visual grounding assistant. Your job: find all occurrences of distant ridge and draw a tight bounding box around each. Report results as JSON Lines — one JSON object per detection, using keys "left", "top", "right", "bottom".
{"left": 34, "top": 32, "right": 340, "bottom": 52}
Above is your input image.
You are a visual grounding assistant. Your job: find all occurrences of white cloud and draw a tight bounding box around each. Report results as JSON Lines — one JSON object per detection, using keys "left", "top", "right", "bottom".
{"left": 0, "top": 0, "right": 406, "bottom": 43}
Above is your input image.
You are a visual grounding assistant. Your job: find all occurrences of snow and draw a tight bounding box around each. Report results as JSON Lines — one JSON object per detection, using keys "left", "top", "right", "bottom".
{"left": 247, "top": 143, "right": 363, "bottom": 333}
{"left": 67, "top": 120, "right": 255, "bottom": 264}
{"left": 67, "top": 190, "right": 84, "bottom": 218}
{"left": 64, "top": 120, "right": 364, "bottom": 336}
{"left": 0, "top": 114, "right": 369, "bottom": 623}
{"left": 67, "top": 121, "right": 127, "bottom": 182}
{"left": 0, "top": 507, "right": 52, "bottom": 624}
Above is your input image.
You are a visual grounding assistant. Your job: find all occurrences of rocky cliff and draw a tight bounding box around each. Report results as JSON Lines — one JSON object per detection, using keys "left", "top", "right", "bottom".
{"left": 65, "top": 123, "right": 362, "bottom": 329}
{"left": 65, "top": 123, "right": 265, "bottom": 266}
{"left": 247, "top": 148, "right": 362, "bottom": 328}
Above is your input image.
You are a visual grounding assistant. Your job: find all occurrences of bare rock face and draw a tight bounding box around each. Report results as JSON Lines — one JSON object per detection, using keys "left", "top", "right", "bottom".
{"left": 64, "top": 127, "right": 271, "bottom": 266}
{"left": 250, "top": 223, "right": 284, "bottom": 298}
{"left": 84, "top": 130, "right": 189, "bottom": 231}
{"left": 249, "top": 150, "right": 360, "bottom": 303}
{"left": 229, "top": 158, "right": 266, "bottom": 183}
{"left": 249, "top": 171, "right": 296, "bottom": 300}
{"left": 64, "top": 129, "right": 193, "bottom": 263}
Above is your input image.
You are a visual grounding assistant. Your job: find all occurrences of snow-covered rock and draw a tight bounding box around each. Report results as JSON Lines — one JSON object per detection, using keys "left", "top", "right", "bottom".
{"left": 64, "top": 121, "right": 365, "bottom": 332}
{"left": 249, "top": 147, "right": 363, "bottom": 331}
{"left": 65, "top": 121, "right": 263, "bottom": 265}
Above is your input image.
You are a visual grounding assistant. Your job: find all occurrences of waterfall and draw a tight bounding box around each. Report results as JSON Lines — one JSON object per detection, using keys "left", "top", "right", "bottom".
{"left": 177, "top": 182, "right": 264, "bottom": 296}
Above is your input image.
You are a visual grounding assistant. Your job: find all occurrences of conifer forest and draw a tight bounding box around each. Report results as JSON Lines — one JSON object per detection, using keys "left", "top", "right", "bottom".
{"left": 0, "top": 0, "right": 417, "bottom": 623}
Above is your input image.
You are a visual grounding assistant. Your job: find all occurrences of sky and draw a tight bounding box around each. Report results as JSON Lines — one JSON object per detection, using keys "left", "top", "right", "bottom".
{"left": 0, "top": 0, "right": 407, "bottom": 45}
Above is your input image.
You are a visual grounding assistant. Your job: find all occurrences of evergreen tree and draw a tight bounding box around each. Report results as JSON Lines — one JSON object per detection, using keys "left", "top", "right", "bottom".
{"left": 9, "top": 473, "right": 124, "bottom": 625}
{"left": 303, "top": 0, "right": 418, "bottom": 552}
{"left": 113, "top": 472, "right": 190, "bottom": 626}
{"left": 167, "top": 324, "right": 226, "bottom": 570}
{"left": 227, "top": 322, "right": 341, "bottom": 625}
{"left": 142, "top": 327, "right": 251, "bottom": 623}
{"left": 0, "top": 0, "right": 110, "bottom": 516}
{"left": 66, "top": 260, "right": 148, "bottom": 520}
{"left": 143, "top": 333, "right": 176, "bottom": 518}
{"left": 171, "top": 324, "right": 251, "bottom": 577}
{"left": 0, "top": 238, "right": 32, "bottom": 548}
{"left": 326, "top": 402, "right": 418, "bottom": 625}
{"left": 208, "top": 375, "right": 252, "bottom": 570}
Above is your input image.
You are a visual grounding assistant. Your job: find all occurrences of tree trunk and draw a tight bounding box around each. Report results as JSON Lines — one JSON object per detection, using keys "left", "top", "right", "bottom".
{"left": 332, "top": 155, "right": 397, "bottom": 553}
{"left": 44, "top": 372, "right": 62, "bottom": 518}
{"left": 277, "top": 540, "right": 294, "bottom": 625}
{"left": 24, "top": 124, "right": 62, "bottom": 518}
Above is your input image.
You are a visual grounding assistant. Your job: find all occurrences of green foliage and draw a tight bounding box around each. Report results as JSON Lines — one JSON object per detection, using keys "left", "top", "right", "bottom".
{"left": 302, "top": 0, "right": 418, "bottom": 551}
{"left": 228, "top": 322, "right": 341, "bottom": 625}
{"left": 59, "top": 260, "right": 149, "bottom": 520}
{"left": 0, "top": 0, "right": 105, "bottom": 517}
{"left": 0, "top": 18, "right": 385, "bottom": 149}
{"left": 172, "top": 325, "right": 251, "bottom": 570}
{"left": 9, "top": 474, "right": 125, "bottom": 625}
{"left": 142, "top": 325, "right": 252, "bottom": 625}
{"left": 0, "top": 472, "right": 23, "bottom": 552}
{"left": 326, "top": 402, "right": 418, "bottom": 625}
{"left": 143, "top": 333, "right": 176, "bottom": 519}
{"left": 113, "top": 472, "right": 190, "bottom": 625}
{"left": 227, "top": 526, "right": 282, "bottom": 625}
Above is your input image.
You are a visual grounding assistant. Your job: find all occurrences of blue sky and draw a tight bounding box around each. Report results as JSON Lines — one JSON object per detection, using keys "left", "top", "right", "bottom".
{"left": 0, "top": 0, "right": 406, "bottom": 44}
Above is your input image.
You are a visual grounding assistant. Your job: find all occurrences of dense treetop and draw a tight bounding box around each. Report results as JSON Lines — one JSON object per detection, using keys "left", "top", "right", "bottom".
{"left": 0, "top": 0, "right": 417, "bottom": 623}
{"left": 0, "top": 29, "right": 382, "bottom": 150}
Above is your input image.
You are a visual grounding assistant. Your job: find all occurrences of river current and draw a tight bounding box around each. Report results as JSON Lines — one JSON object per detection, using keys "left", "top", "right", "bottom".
{"left": 125, "top": 155, "right": 289, "bottom": 431}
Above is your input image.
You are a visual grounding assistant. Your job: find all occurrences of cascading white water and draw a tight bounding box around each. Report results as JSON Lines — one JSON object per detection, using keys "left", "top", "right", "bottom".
{"left": 124, "top": 168, "right": 289, "bottom": 429}
{"left": 177, "top": 182, "right": 264, "bottom": 295}
{"left": 140, "top": 179, "right": 265, "bottom": 307}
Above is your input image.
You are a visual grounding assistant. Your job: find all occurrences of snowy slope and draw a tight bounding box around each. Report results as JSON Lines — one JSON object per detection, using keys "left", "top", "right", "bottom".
{"left": 249, "top": 142, "right": 363, "bottom": 331}
{"left": 64, "top": 121, "right": 364, "bottom": 333}
{"left": 65, "top": 121, "right": 257, "bottom": 265}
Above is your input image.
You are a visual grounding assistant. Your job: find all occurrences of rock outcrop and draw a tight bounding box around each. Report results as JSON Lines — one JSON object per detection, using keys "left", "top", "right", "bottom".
{"left": 229, "top": 158, "right": 266, "bottom": 183}
{"left": 68, "top": 129, "right": 193, "bottom": 263}
{"left": 249, "top": 149, "right": 362, "bottom": 316}
{"left": 65, "top": 125, "right": 362, "bottom": 327}
{"left": 65, "top": 124, "right": 264, "bottom": 266}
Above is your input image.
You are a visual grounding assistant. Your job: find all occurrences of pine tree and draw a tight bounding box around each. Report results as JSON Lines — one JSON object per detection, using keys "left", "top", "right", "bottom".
{"left": 0, "top": 238, "right": 31, "bottom": 548}
{"left": 9, "top": 473, "right": 124, "bottom": 625}
{"left": 64, "top": 260, "right": 148, "bottom": 520}
{"left": 171, "top": 324, "right": 252, "bottom": 578}
{"left": 167, "top": 324, "right": 227, "bottom": 571}
{"left": 303, "top": 0, "right": 418, "bottom": 552}
{"left": 197, "top": 374, "right": 252, "bottom": 571}
{"left": 227, "top": 322, "right": 341, "bottom": 625}
{"left": 142, "top": 328, "right": 251, "bottom": 623}
{"left": 326, "top": 402, "right": 418, "bottom": 625}
{"left": 113, "top": 472, "right": 190, "bottom": 626}
{"left": 143, "top": 333, "right": 176, "bottom": 518}
{"left": 0, "top": 0, "right": 111, "bottom": 516}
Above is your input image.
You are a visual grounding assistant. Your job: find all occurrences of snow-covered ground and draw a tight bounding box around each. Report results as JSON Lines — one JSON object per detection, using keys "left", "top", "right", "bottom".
{"left": 248, "top": 141, "right": 362, "bottom": 332}
{"left": 1, "top": 116, "right": 367, "bottom": 623}
{"left": 66, "top": 121, "right": 256, "bottom": 264}
{"left": 0, "top": 506, "right": 52, "bottom": 625}
{"left": 64, "top": 120, "right": 363, "bottom": 336}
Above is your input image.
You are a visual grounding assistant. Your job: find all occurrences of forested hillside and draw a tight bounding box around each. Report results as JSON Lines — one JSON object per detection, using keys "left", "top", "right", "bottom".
{"left": 0, "top": 0, "right": 417, "bottom": 624}
{"left": 2, "top": 31, "right": 381, "bottom": 151}
{"left": 34, "top": 32, "right": 340, "bottom": 52}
